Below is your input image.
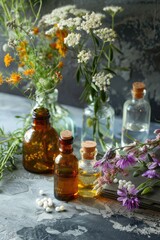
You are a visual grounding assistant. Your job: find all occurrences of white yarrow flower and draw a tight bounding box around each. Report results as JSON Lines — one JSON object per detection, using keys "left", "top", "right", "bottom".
{"left": 64, "top": 33, "right": 81, "bottom": 47}
{"left": 103, "top": 6, "right": 123, "bottom": 15}
{"left": 58, "top": 17, "right": 81, "bottom": 30}
{"left": 92, "top": 72, "right": 113, "bottom": 91}
{"left": 80, "top": 12, "right": 103, "bottom": 33}
{"left": 94, "top": 28, "right": 116, "bottom": 42}
{"left": 77, "top": 50, "right": 92, "bottom": 63}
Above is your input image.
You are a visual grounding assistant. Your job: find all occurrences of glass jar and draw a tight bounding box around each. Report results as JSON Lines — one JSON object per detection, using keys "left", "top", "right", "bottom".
{"left": 81, "top": 102, "right": 115, "bottom": 153}
{"left": 35, "top": 89, "right": 75, "bottom": 135}
{"left": 121, "top": 82, "right": 151, "bottom": 146}
{"left": 54, "top": 130, "right": 78, "bottom": 201}
{"left": 78, "top": 141, "right": 100, "bottom": 198}
{"left": 23, "top": 107, "right": 59, "bottom": 173}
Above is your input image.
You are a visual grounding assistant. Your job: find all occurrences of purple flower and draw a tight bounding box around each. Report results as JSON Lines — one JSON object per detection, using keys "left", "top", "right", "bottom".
{"left": 148, "top": 158, "right": 160, "bottom": 170}
{"left": 116, "top": 153, "right": 136, "bottom": 169}
{"left": 117, "top": 186, "right": 139, "bottom": 210}
{"left": 94, "top": 149, "right": 116, "bottom": 172}
{"left": 142, "top": 169, "right": 160, "bottom": 179}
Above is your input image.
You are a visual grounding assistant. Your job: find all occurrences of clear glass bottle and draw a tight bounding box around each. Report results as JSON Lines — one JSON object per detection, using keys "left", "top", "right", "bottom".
{"left": 54, "top": 130, "right": 78, "bottom": 201}
{"left": 81, "top": 102, "right": 115, "bottom": 153}
{"left": 121, "top": 82, "right": 151, "bottom": 146}
{"left": 78, "top": 141, "right": 100, "bottom": 198}
{"left": 23, "top": 107, "right": 59, "bottom": 173}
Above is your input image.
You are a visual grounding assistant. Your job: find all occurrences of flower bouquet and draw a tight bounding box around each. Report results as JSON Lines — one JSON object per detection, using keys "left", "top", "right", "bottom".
{"left": 94, "top": 129, "right": 160, "bottom": 210}
{"left": 39, "top": 5, "right": 124, "bottom": 152}
{"left": 0, "top": 0, "right": 75, "bottom": 133}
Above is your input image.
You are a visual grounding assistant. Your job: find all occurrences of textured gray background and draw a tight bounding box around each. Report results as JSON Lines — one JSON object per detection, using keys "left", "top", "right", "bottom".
{"left": 0, "top": 0, "right": 160, "bottom": 121}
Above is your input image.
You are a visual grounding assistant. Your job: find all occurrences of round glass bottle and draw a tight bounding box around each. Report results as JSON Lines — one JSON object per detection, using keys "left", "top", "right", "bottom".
{"left": 23, "top": 107, "right": 59, "bottom": 173}
{"left": 78, "top": 141, "right": 100, "bottom": 198}
{"left": 121, "top": 82, "right": 151, "bottom": 146}
{"left": 82, "top": 102, "right": 115, "bottom": 153}
{"left": 54, "top": 130, "right": 78, "bottom": 201}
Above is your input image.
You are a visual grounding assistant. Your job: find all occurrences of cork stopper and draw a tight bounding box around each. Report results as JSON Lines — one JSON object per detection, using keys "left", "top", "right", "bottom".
{"left": 60, "top": 130, "right": 72, "bottom": 140}
{"left": 132, "top": 82, "right": 145, "bottom": 99}
{"left": 81, "top": 141, "right": 97, "bottom": 152}
{"left": 81, "top": 141, "right": 97, "bottom": 160}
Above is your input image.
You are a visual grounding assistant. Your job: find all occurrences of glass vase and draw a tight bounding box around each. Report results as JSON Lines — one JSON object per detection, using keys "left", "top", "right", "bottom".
{"left": 34, "top": 89, "right": 75, "bottom": 135}
{"left": 81, "top": 102, "right": 115, "bottom": 154}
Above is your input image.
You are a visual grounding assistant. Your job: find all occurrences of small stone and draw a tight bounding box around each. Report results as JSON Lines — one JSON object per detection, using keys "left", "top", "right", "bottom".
{"left": 46, "top": 207, "right": 53, "bottom": 213}
{"left": 37, "top": 200, "right": 43, "bottom": 207}
{"left": 113, "top": 178, "right": 118, "bottom": 183}
{"left": 59, "top": 205, "right": 65, "bottom": 211}
{"left": 43, "top": 201, "right": 48, "bottom": 209}
{"left": 55, "top": 206, "right": 60, "bottom": 212}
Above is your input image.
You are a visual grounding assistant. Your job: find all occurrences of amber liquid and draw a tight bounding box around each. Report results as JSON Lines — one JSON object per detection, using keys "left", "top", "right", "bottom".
{"left": 54, "top": 152, "right": 78, "bottom": 201}
{"left": 54, "top": 174, "right": 78, "bottom": 201}
{"left": 78, "top": 171, "right": 100, "bottom": 197}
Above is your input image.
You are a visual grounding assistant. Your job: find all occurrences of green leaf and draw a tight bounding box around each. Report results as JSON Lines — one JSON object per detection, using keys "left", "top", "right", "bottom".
{"left": 110, "top": 44, "right": 123, "bottom": 54}
{"left": 141, "top": 186, "right": 153, "bottom": 195}
{"left": 100, "top": 91, "right": 106, "bottom": 102}
{"left": 76, "top": 67, "right": 81, "bottom": 83}
{"left": 103, "top": 67, "right": 116, "bottom": 75}
{"left": 133, "top": 170, "right": 142, "bottom": 177}
{"left": 91, "top": 83, "right": 98, "bottom": 91}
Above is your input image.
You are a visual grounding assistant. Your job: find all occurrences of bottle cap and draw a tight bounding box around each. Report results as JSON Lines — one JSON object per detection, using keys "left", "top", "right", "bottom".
{"left": 81, "top": 141, "right": 97, "bottom": 153}
{"left": 132, "top": 82, "right": 145, "bottom": 99}
{"left": 60, "top": 130, "right": 72, "bottom": 140}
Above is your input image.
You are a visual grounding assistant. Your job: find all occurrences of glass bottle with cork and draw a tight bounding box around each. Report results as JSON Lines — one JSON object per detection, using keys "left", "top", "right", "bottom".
{"left": 54, "top": 130, "right": 78, "bottom": 201}
{"left": 78, "top": 141, "right": 100, "bottom": 198}
{"left": 23, "top": 107, "right": 59, "bottom": 173}
{"left": 121, "top": 82, "right": 151, "bottom": 146}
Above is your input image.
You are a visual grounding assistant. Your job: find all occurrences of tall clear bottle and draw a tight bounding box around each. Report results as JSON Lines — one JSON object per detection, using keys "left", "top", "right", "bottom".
{"left": 121, "top": 82, "right": 151, "bottom": 146}
{"left": 54, "top": 130, "right": 78, "bottom": 201}
{"left": 78, "top": 141, "right": 100, "bottom": 198}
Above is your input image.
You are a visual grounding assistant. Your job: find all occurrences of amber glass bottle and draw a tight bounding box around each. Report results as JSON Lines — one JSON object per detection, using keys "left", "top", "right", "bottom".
{"left": 54, "top": 130, "right": 78, "bottom": 201}
{"left": 78, "top": 141, "right": 100, "bottom": 198}
{"left": 23, "top": 107, "right": 59, "bottom": 174}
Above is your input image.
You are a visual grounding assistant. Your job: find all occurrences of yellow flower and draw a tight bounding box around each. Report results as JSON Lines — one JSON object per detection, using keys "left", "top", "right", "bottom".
{"left": 0, "top": 73, "right": 3, "bottom": 85}
{"left": 7, "top": 73, "right": 22, "bottom": 84}
{"left": 57, "top": 61, "right": 64, "bottom": 68}
{"left": 17, "top": 41, "right": 28, "bottom": 61}
{"left": 23, "top": 69, "right": 35, "bottom": 76}
{"left": 4, "top": 53, "right": 14, "bottom": 67}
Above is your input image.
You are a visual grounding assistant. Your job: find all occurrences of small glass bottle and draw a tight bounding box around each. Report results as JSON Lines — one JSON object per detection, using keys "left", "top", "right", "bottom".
{"left": 54, "top": 130, "right": 78, "bottom": 201}
{"left": 23, "top": 107, "right": 59, "bottom": 173}
{"left": 121, "top": 82, "right": 151, "bottom": 146}
{"left": 78, "top": 141, "right": 100, "bottom": 198}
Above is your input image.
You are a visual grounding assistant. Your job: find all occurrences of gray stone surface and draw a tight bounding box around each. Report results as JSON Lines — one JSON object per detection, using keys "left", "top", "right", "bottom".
{"left": 0, "top": 93, "right": 160, "bottom": 240}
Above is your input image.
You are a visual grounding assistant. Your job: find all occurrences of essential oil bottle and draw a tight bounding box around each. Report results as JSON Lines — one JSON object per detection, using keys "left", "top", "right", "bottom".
{"left": 78, "top": 141, "right": 100, "bottom": 198}
{"left": 121, "top": 82, "right": 151, "bottom": 146}
{"left": 54, "top": 130, "right": 78, "bottom": 201}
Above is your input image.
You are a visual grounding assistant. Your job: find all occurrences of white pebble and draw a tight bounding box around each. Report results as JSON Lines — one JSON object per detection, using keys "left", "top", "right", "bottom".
{"left": 47, "top": 199, "right": 53, "bottom": 207}
{"left": 39, "top": 190, "right": 44, "bottom": 195}
{"left": 41, "top": 197, "right": 47, "bottom": 202}
{"left": 113, "top": 178, "right": 118, "bottom": 183}
{"left": 46, "top": 207, "right": 53, "bottom": 213}
{"left": 59, "top": 205, "right": 65, "bottom": 211}
{"left": 118, "top": 180, "right": 123, "bottom": 184}
{"left": 43, "top": 201, "right": 48, "bottom": 209}
{"left": 36, "top": 198, "right": 41, "bottom": 204}
{"left": 37, "top": 200, "right": 43, "bottom": 207}
{"left": 55, "top": 206, "right": 60, "bottom": 212}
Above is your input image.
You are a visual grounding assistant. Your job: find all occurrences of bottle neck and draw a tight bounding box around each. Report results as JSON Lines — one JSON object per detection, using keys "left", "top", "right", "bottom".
{"left": 59, "top": 143, "right": 73, "bottom": 154}
{"left": 32, "top": 119, "right": 50, "bottom": 129}
{"left": 80, "top": 149, "right": 97, "bottom": 161}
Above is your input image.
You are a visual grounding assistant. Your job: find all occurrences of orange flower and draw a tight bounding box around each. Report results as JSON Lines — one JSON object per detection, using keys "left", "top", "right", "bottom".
{"left": 55, "top": 39, "right": 67, "bottom": 57}
{"left": 57, "top": 61, "right": 64, "bottom": 68}
{"left": 4, "top": 53, "right": 14, "bottom": 67}
{"left": 17, "top": 41, "right": 28, "bottom": 61}
{"left": 7, "top": 73, "right": 22, "bottom": 84}
{"left": 0, "top": 73, "right": 3, "bottom": 85}
{"left": 56, "top": 29, "right": 68, "bottom": 42}
{"left": 23, "top": 69, "right": 35, "bottom": 76}
{"left": 50, "top": 42, "right": 57, "bottom": 49}
{"left": 32, "top": 27, "right": 39, "bottom": 35}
